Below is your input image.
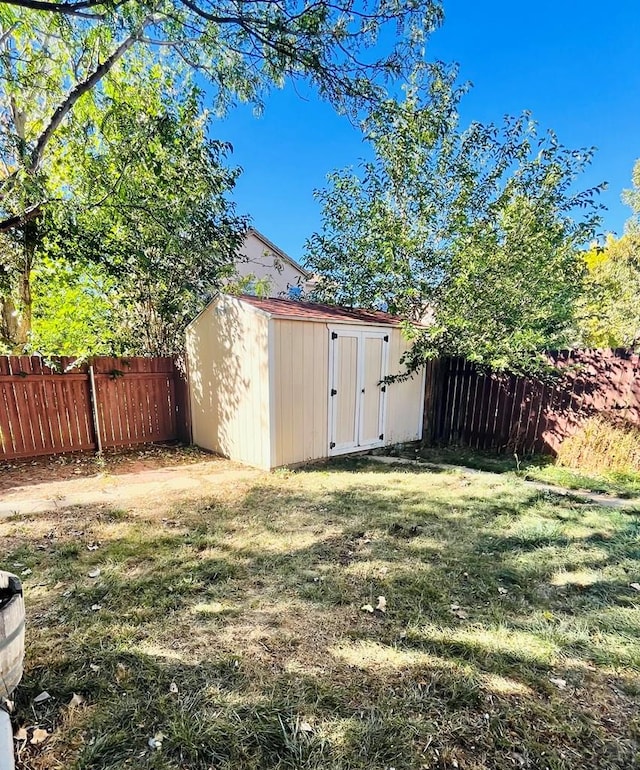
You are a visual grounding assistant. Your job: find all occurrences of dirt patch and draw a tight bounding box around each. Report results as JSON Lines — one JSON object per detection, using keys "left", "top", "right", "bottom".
{"left": 0, "top": 448, "right": 264, "bottom": 517}
{"left": 0, "top": 444, "right": 209, "bottom": 493}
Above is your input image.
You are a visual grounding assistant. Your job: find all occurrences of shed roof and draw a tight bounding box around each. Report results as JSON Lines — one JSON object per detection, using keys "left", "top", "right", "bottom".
{"left": 239, "top": 295, "right": 405, "bottom": 326}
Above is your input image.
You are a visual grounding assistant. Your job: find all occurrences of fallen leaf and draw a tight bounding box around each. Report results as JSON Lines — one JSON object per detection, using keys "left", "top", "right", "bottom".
{"left": 14, "top": 727, "right": 27, "bottom": 742}
{"left": 116, "top": 663, "right": 128, "bottom": 683}
{"left": 169, "top": 682, "right": 179, "bottom": 694}
{"left": 360, "top": 604, "right": 374, "bottom": 613}
{"left": 549, "top": 677, "right": 567, "bottom": 689}
{"left": 454, "top": 609, "right": 468, "bottom": 619}
{"left": 299, "top": 721, "right": 314, "bottom": 733}
{"left": 88, "top": 568, "right": 101, "bottom": 579}
{"left": 89, "top": 664, "right": 100, "bottom": 673}
{"left": 21, "top": 568, "right": 32, "bottom": 577}
{"left": 30, "top": 728, "right": 49, "bottom": 745}
{"left": 376, "top": 596, "right": 387, "bottom": 613}
{"left": 90, "top": 604, "right": 102, "bottom": 612}
{"left": 87, "top": 544, "right": 99, "bottom": 551}
{"left": 148, "top": 732, "right": 165, "bottom": 750}
{"left": 498, "top": 587, "right": 508, "bottom": 595}
{"left": 33, "top": 691, "right": 51, "bottom": 704}
{"left": 67, "top": 693, "right": 85, "bottom": 709}
{"left": 630, "top": 583, "right": 640, "bottom": 592}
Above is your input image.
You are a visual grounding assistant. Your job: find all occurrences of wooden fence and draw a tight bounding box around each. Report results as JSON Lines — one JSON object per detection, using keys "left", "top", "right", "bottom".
{"left": 423, "top": 349, "right": 640, "bottom": 455}
{"left": 0, "top": 356, "right": 190, "bottom": 461}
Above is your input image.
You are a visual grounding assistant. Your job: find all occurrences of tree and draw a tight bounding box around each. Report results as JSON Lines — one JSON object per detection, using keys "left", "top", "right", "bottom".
{"left": 0, "top": 58, "right": 248, "bottom": 353}
{"left": 27, "top": 256, "right": 122, "bottom": 356}
{"left": 576, "top": 159, "right": 640, "bottom": 348}
{"left": 622, "top": 157, "right": 640, "bottom": 226}
{"left": 34, "top": 89, "right": 248, "bottom": 356}
{"left": 306, "top": 64, "right": 604, "bottom": 375}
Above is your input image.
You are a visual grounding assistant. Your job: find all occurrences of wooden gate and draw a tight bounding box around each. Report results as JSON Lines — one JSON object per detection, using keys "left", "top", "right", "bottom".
{"left": 0, "top": 356, "right": 189, "bottom": 461}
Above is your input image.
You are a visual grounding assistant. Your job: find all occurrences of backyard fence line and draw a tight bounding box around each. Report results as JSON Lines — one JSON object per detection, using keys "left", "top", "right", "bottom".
{"left": 422, "top": 349, "right": 640, "bottom": 456}
{"left": 0, "top": 356, "right": 190, "bottom": 461}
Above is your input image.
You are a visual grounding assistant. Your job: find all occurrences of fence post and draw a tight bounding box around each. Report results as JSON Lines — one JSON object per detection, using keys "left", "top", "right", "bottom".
{"left": 88, "top": 365, "right": 103, "bottom": 454}
{"left": 173, "top": 358, "right": 192, "bottom": 445}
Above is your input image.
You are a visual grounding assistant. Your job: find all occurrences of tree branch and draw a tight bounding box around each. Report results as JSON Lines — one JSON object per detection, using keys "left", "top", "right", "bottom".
{"left": 0, "top": 203, "right": 42, "bottom": 232}
{"left": 0, "top": 0, "right": 110, "bottom": 18}
{"left": 29, "top": 18, "right": 150, "bottom": 172}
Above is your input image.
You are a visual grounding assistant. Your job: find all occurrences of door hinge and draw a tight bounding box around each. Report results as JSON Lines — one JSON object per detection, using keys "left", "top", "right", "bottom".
{"left": 330, "top": 388, "right": 337, "bottom": 396}
{"left": 383, "top": 335, "right": 389, "bottom": 342}
{"left": 379, "top": 433, "right": 384, "bottom": 440}
{"left": 331, "top": 331, "right": 338, "bottom": 340}
{"left": 330, "top": 441, "right": 336, "bottom": 449}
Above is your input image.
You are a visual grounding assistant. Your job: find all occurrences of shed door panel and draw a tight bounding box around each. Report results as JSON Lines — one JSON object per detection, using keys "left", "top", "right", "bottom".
{"left": 329, "top": 329, "right": 388, "bottom": 455}
{"left": 359, "top": 335, "right": 385, "bottom": 446}
{"left": 332, "top": 334, "right": 359, "bottom": 450}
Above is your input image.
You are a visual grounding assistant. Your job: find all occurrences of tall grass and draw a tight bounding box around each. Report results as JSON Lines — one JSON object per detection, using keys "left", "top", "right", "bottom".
{"left": 557, "top": 415, "right": 640, "bottom": 475}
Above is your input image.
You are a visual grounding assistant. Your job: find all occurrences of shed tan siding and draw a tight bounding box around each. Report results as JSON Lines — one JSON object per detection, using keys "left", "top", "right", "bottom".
{"left": 186, "top": 298, "right": 271, "bottom": 469}
{"left": 385, "top": 330, "right": 424, "bottom": 444}
{"left": 271, "top": 319, "right": 328, "bottom": 467}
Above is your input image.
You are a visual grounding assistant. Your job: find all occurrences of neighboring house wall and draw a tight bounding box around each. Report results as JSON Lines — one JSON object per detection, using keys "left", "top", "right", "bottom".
{"left": 232, "top": 229, "right": 310, "bottom": 298}
{"left": 186, "top": 296, "right": 271, "bottom": 469}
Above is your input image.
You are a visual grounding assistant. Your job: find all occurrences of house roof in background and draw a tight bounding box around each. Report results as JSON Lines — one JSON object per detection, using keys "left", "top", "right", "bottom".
{"left": 239, "top": 294, "right": 406, "bottom": 326}
{"left": 247, "top": 228, "right": 311, "bottom": 279}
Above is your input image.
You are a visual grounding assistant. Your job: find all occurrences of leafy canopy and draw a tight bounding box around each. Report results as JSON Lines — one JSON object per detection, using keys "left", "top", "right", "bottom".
{"left": 306, "top": 64, "right": 605, "bottom": 375}
{"left": 31, "top": 82, "right": 248, "bottom": 356}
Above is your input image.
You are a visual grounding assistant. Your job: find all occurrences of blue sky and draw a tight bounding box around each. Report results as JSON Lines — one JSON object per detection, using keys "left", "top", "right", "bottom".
{"left": 216, "top": 0, "right": 640, "bottom": 264}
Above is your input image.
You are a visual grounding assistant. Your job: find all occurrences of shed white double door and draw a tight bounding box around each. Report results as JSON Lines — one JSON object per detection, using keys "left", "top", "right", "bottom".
{"left": 328, "top": 327, "right": 389, "bottom": 455}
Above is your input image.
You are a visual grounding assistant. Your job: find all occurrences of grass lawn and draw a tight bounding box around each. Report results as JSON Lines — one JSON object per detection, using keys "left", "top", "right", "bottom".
{"left": 415, "top": 446, "right": 640, "bottom": 499}
{"left": 3, "top": 457, "right": 640, "bottom": 769}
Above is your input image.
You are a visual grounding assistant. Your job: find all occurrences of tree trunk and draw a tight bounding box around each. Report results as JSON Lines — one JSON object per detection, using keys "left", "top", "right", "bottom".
{"left": 0, "top": 296, "right": 20, "bottom": 349}
{"left": 15, "top": 220, "right": 37, "bottom": 349}
{"left": 3, "top": 220, "right": 38, "bottom": 352}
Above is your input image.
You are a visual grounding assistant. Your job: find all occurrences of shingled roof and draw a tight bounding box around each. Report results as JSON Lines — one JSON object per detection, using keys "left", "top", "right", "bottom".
{"left": 239, "top": 295, "right": 405, "bottom": 326}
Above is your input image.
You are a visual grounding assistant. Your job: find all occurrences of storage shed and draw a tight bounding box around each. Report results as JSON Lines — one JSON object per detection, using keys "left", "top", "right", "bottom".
{"left": 186, "top": 294, "right": 425, "bottom": 470}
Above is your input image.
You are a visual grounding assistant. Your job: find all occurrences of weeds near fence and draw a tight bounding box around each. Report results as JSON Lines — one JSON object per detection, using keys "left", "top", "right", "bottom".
{"left": 557, "top": 415, "right": 640, "bottom": 476}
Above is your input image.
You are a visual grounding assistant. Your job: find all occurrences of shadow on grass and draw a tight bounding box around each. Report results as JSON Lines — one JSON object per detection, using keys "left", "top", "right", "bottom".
{"left": 3, "top": 458, "right": 640, "bottom": 769}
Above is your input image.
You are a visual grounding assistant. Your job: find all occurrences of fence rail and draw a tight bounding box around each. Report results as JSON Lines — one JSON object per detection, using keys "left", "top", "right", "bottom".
{"left": 0, "top": 356, "right": 189, "bottom": 461}
{"left": 423, "top": 349, "right": 640, "bottom": 455}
